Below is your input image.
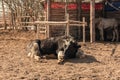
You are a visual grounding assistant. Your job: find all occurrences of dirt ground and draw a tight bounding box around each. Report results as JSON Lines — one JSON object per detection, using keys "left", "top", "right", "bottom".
{"left": 0, "top": 30, "right": 120, "bottom": 80}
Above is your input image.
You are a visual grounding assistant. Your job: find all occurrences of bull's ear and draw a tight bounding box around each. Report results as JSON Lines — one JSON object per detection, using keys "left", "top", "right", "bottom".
{"left": 35, "top": 39, "right": 41, "bottom": 45}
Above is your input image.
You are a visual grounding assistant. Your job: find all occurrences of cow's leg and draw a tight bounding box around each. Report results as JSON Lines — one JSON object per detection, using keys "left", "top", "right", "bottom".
{"left": 114, "top": 29, "right": 119, "bottom": 41}
{"left": 57, "top": 51, "right": 64, "bottom": 64}
{"left": 99, "top": 29, "right": 104, "bottom": 41}
{"left": 112, "top": 30, "right": 115, "bottom": 41}
{"left": 112, "top": 30, "right": 116, "bottom": 41}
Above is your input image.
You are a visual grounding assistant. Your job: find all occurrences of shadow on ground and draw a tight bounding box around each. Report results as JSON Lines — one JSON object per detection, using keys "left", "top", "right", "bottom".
{"left": 66, "top": 55, "right": 100, "bottom": 64}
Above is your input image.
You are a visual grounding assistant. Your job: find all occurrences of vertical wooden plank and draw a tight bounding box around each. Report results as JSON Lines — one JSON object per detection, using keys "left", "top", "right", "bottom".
{"left": 90, "top": 0, "right": 95, "bottom": 43}
{"left": 77, "top": 0, "right": 81, "bottom": 20}
{"left": 2, "top": 0, "right": 6, "bottom": 29}
{"left": 36, "top": 24, "right": 39, "bottom": 39}
{"left": 83, "top": 17, "right": 85, "bottom": 43}
{"left": 47, "top": 22, "right": 49, "bottom": 38}
{"left": 77, "top": 0, "right": 82, "bottom": 40}
{"left": 65, "top": 0, "right": 68, "bottom": 20}
{"left": 8, "top": 12, "right": 12, "bottom": 29}
{"left": 102, "top": 1, "right": 106, "bottom": 17}
{"left": 65, "top": 0, "right": 69, "bottom": 36}
{"left": 16, "top": 6, "right": 20, "bottom": 29}
{"left": 66, "top": 14, "right": 69, "bottom": 36}
{"left": 19, "top": 7, "right": 22, "bottom": 29}
{"left": 47, "top": 0, "right": 50, "bottom": 21}
{"left": 46, "top": 0, "right": 50, "bottom": 38}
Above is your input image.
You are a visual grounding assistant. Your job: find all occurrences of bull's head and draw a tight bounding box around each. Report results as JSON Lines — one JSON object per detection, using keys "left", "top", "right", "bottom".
{"left": 57, "top": 35, "right": 78, "bottom": 64}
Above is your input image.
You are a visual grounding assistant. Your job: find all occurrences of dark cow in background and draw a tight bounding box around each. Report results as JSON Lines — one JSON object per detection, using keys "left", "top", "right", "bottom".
{"left": 95, "top": 18, "right": 119, "bottom": 41}
{"left": 27, "top": 35, "right": 85, "bottom": 64}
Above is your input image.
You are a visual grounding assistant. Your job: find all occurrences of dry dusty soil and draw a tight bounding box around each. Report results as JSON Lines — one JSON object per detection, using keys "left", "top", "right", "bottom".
{"left": 0, "top": 30, "right": 120, "bottom": 80}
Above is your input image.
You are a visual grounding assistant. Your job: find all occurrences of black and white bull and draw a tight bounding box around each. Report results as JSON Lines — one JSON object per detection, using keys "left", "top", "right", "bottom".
{"left": 27, "top": 36, "right": 84, "bottom": 64}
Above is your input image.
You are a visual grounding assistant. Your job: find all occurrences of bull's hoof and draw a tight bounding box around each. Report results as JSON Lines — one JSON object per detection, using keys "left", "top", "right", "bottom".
{"left": 42, "top": 56, "right": 47, "bottom": 59}
{"left": 34, "top": 55, "right": 41, "bottom": 61}
{"left": 57, "top": 61, "right": 64, "bottom": 65}
{"left": 27, "top": 53, "right": 31, "bottom": 57}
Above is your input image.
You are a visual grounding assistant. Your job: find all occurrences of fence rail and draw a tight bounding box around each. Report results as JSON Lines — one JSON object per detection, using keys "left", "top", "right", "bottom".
{"left": 20, "top": 14, "right": 87, "bottom": 43}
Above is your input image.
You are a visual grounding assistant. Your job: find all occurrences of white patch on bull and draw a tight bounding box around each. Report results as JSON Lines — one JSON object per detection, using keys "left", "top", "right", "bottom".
{"left": 57, "top": 39, "right": 71, "bottom": 64}
{"left": 69, "top": 36, "right": 75, "bottom": 43}
{"left": 63, "top": 39, "right": 72, "bottom": 49}
{"left": 63, "top": 39, "right": 70, "bottom": 50}
{"left": 57, "top": 51, "right": 64, "bottom": 64}
{"left": 27, "top": 52, "right": 31, "bottom": 57}
{"left": 34, "top": 55, "right": 40, "bottom": 61}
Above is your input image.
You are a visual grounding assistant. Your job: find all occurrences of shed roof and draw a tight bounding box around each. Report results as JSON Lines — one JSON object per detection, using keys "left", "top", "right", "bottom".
{"left": 82, "top": 0, "right": 103, "bottom": 3}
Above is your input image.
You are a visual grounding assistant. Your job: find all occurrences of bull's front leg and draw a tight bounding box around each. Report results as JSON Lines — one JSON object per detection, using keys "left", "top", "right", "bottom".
{"left": 33, "top": 50, "right": 41, "bottom": 61}
{"left": 57, "top": 50, "right": 65, "bottom": 64}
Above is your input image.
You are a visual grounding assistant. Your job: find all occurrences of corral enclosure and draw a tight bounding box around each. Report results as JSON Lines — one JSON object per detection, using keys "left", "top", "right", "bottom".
{"left": 48, "top": 0, "right": 120, "bottom": 41}
{"left": 0, "top": 30, "right": 120, "bottom": 80}
{"left": 0, "top": 0, "right": 120, "bottom": 80}
{"left": 0, "top": 0, "right": 120, "bottom": 41}
{"left": 46, "top": 1, "right": 104, "bottom": 40}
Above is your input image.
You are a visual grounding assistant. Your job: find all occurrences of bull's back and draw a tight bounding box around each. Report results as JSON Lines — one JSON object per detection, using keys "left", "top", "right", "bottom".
{"left": 40, "top": 39, "right": 58, "bottom": 54}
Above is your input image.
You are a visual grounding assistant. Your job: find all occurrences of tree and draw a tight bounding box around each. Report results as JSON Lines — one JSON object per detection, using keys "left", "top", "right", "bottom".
{"left": 1, "top": 0, "right": 45, "bottom": 28}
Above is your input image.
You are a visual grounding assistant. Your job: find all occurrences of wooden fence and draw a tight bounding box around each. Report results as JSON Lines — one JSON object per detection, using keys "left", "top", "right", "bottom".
{"left": 21, "top": 14, "right": 87, "bottom": 43}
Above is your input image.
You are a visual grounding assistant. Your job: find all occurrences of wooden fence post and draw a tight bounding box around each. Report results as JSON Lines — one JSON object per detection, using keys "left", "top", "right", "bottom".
{"left": 46, "top": 0, "right": 50, "bottom": 38}
{"left": 46, "top": 23, "right": 49, "bottom": 38}
{"left": 90, "top": 0, "right": 95, "bottom": 43}
{"left": 83, "top": 17, "right": 85, "bottom": 43}
{"left": 66, "top": 14, "right": 70, "bottom": 36}
{"left": 2, "top": 0, "right": 6, "bottom": 29}
{"left": 36, "top": 24, "right": 39, "bottom": 39}
{"left": 77, "top": 0, "right": 82, "bottom": 40}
